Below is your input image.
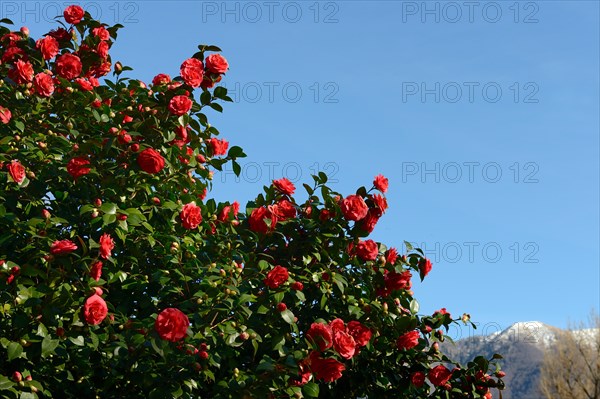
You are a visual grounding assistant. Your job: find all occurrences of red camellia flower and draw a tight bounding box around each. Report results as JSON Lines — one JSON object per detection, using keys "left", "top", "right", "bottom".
{"left": 168, "top": 95, "right": 193, "bottom": 116}
{"left": 99, "top": 233, "right": 114, "bottom": 259}
{"left": 47, "top": 27, "right": 71, "bottom": 42}
{"left": 428, "top": 365, "right": 453, "bottom": 386}
{"left": 8, "top": 160, "right": 25, "bottom": 184}
{"left": 90, "top": 261, "right": 103, "bottom": 281}
{"left": 340, "top": 194, "right": 368, "bottom": 221}
{"left": 272, "top": 199, "right": 296, "bottom": 220}
{"left": 152, "top": 73, "right": 171, "bottom": 86}
{"left": 75, "top": 78, "right": 94, "bottom": 91}
{"left": 419, "top": 258, "right": 433, "bottom": 278}
{"left": 36, "top": 36, "right": 59, "bottom": 60}
{"left": 347, "top": 321, "right": 372, "bottom": 347}
{"left": 329, "top": 318, "right": 346, "bottom": 334}
{"left": 306, "top": 322, "right": 333, "bottom": 351}
{"left": 33, "top": 72, "right": 55, "bottom": 97}
{"left": 180, "top": 202, "right": 202, "bottom": 229}
{"left": 50, "top": 239, "right": 78, "bottom": 255}
{"left": 273, "top": 177, "right": 295, "bottom": 195}
{"left": 67, "top": 157, "right": 91, "bottom": 179}
{"left": 137, "top": 148, "right": 165, "bottom": 174}
{"left": 373, "top": 174, "right": 389, "bottom": 193}
{"left": 180, "top": 58, "right": 204, "bottom": 87}
{"left": 264, "top": 265, "right": 289, "bottom": 289}
{"left": 384, "top": 270, "right": 412, "bottom": 292}
{"left": 372, "top": 193, "right": 388, "bottom": 213}
{"left": 155, "top": 308, "right": 189, "bottom": 342}
{"left": 0, "top": 106, "right": 11, "bottom": 124}
{"left": 208, "top": 138, "right": 229, "bottom": 156}
{"left": 83, "top": 294, "right": 108, "bottom": 325}
{"left": 291, "top": 281, "right": 304, "bottom": 291}
{"left": 9, "top": 59, "right": 34, "bottom": 84}
{"left": 205, "top": 53, "right": 229, "bottom": 74}
{"left": 248, "top": 206, "right": 276, "bottom": 234}
{"left": 91, "top": 26, "right": 110, "bottom": 40}
{"left": 396, "top": 330, "right": 420, "bottom": 350}
{"left": 96, "top": 41, "right": 109, "bottom": 58}
{"left": 356, "top": 239, "right": 379, "bottom": 261}
{"left": 309, "top": 351, "right": 345, "bottom": 383}
{"left": 55, "top": 53, "right": 82, "bottom": 80}
{"left": 359, "top": 208, "right": 380, "bottom": 233}
{"left": 385, "top": 247, "right": 398, "bottom": 265}
{"left": 333, "top": 330, "right": 356, "bottom": 359}
{"left": 64, "top": 5, "right": 85, "bottom": 24}
{"left": 411, "top": 371, "right": 426, "bottom": 387}
{"left": 1, "top": 47, "right": 25, "bottom": 63}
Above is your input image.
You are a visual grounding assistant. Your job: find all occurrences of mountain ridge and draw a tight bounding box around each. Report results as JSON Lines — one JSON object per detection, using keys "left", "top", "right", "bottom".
{"left": 442, "top": 320, "right": 599, "bottom": 399}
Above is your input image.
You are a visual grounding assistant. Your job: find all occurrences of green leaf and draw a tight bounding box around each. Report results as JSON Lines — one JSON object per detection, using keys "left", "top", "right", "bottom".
{"left": 101, "top": 203, "right": 117, "bottom": 215}
{"left": 14, "top": 120, "right": 24, "bottom": 132}
{"left": 227, "top": 146, "right": 245, "bottom": 158}
{"left": 0, "top": 375, "right": 14, "bottom": 390}
{"left": 302, "top": 382, "right": 319, "bottom": 397}
{"left": 41, "top": 336, "right": 59, "bottom": 358}
{"left": 7, "top": 341, "right": 23, "bottom": 361}
{"left": 280, "top": 309, "right": 295, "bottom": 325}
{"left": 69, "top": 336, "right": 85, "bottom": 346}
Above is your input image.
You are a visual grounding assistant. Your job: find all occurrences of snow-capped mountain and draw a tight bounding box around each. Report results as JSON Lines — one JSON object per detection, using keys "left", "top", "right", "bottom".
{"left": 442, "top": 321, "right": 599, "bottom": 399}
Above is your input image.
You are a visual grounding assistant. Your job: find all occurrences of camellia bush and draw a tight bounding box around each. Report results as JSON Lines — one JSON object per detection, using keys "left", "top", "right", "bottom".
{"left": 0, "top": 6, "right": 506, "bottom": 399}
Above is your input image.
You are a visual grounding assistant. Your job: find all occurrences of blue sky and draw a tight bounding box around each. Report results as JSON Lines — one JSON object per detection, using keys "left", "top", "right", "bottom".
{"left": 13, "top": 1, "right": 599, "bottom": 335}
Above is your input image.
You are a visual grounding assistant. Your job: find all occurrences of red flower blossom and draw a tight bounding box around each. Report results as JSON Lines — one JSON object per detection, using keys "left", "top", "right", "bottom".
{"left": 205, "top": 54, "right": 229, "bottom": 74}
{"left": 428, "top": 365, "right": 452, "bottom": 386}
{"left": 64, "top": 5, "right": 85, "bottom": 24}
{"left": 273, "top": 177, "right": 295, "bottom": 195}
{"left": 309, "top": 351, "right": 345, "bottom": 383}
{"left": 99, "top": 233, "right": 114, "bottom": 259}
{"left": 168, "top": 95, "right": 193, "bottom": 116}
{"left": 306, "top": 323, "right": 333, "bottom": 351}
{"left": 90, "top": 261, "right": 103, "bottom": 281}
{"left": 373, "top": 174, "right": 389, "bottom": 193}
{"left": 83, "top": 294, "right": 108, "bottom": 325}
{"left": 180, "top": 202, "right": 202, "bottom": 229}
{"left": 264, "top": 265, "right": 289, "bottom": 289}
{"left": 419, "top": 258, "right": 433, "bottom": 278}
{"left": 396, "top": 330, "right": 420, "bottom": 350}
{"left": 155, "top": 308, "right": 189, "bottom": 342}
{"left": 55, "top": 53, "right": 82, "bottom": 80}
{"left": 356, "top": 239, "right": 379, "bottom": 261}
{"left": 36, "top": 36, "right": 59, "bottom": 60}
{"left": 208, "top": 138, "right": 229, "bottom": 156}
{"left": 50, "top": 239, "right": 78, "bottom": 255}
{"left": 137, "top": 148, "right": 165, "bottom": 174}
{"left": 9, "top": 59, "right": 34, "bottom": 84}
{"left": 411, "top": 371, "right": 426, "bottom": 387}
{"left": 8, "top": 160, "right": 25, "bottom": 184}
{"left": 67, "top": 157, "right": 91, "bottom": 179}
{"left": 347, "top": 321, "right": 372, "bottom": 347}
{"left": 180, "top": 58, "right": 204, "bottom": 87}
{"left": 248, "top": 206, "right": 276, "bottom": 234}
{"left": 340, "top": 194, "right": 368, "bottom": 221}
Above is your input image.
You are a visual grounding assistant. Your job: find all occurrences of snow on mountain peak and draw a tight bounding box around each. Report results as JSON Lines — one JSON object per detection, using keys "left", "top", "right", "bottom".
{"left": 488, "top": 321, "right": 559, "bottom": 347}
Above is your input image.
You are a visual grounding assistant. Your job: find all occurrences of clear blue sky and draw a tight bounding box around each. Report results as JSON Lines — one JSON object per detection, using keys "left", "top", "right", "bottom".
{"left": 14, "top": 1, "right": 599, "bottom": 335}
